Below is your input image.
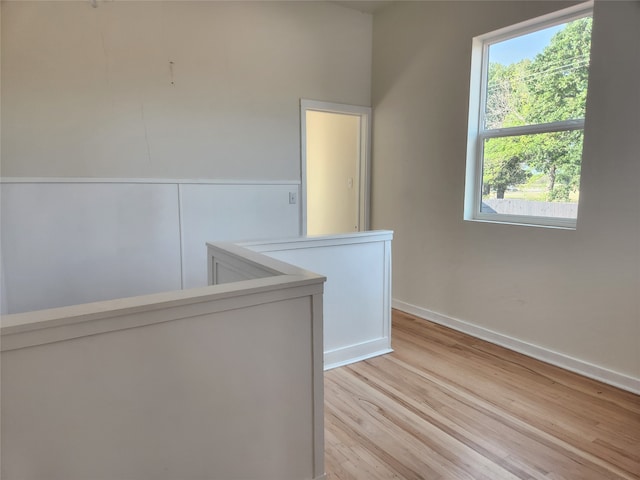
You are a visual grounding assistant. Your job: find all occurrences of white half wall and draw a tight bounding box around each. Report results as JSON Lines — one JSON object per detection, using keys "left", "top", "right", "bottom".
{"left": 0, "top": 180, "right": 299, "bottom": 314}
{"left": 1, "top": 244, "right": 326, "bottom": 480}
{"left": 241, "top": 231, "right": 393, "bottom": 369}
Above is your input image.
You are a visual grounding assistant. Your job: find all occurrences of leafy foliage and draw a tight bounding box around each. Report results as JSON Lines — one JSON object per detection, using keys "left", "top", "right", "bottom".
{"left": 482, "top": 17, "right": 592, "bottom": 202}
{"left": 483, "top": 137, "right": 531, "bottom": 199}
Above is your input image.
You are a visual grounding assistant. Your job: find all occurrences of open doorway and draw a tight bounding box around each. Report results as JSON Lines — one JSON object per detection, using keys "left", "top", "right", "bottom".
{"left": 300, "top": 99, "right": 372, "bottom": 236}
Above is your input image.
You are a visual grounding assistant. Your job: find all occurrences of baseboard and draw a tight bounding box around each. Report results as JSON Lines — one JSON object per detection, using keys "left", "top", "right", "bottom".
{"left": 392, "top": 299, "right": 640, "bottom": 395}
{"left": 324, "top": 338, "right": 393, "bottom": 371}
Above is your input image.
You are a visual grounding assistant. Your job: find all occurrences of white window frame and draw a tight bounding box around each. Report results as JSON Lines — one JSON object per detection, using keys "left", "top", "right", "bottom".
{"left": 464, "top": 1, "right": 593, "bottom": 229}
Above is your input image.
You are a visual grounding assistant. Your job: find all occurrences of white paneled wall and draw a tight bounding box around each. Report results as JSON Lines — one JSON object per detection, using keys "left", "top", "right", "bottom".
{"left": 180, "top": 183, "right": 300, "bottom": 289}
{"left": 242, "top": 231, "right": 393, "bottom": 369}
{"left": 0, "top": 180, "right": 300, "bottom": 314}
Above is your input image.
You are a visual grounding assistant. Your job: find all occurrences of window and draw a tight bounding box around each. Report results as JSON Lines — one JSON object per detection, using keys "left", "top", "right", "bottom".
{"left": 464, "top": 2, "right": 593, "bottom": 229}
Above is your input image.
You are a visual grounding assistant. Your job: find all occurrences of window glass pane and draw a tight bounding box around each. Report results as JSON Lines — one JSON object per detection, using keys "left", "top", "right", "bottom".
{"left": 484, "top": 17, "right": 592, "bottom": 129}
{"left": 480, "top": 130, "right": 584, "bottom": 219}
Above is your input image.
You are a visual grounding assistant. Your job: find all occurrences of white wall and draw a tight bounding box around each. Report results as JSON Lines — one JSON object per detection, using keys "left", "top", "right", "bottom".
{"left": 0, "top": 1, "right": 373, "bottom": 312}
{"left": 371, "top": 1, "right": 639, "bottom": 389}
{"left": 1, "top": 1, "right": 372, "bottom": 179}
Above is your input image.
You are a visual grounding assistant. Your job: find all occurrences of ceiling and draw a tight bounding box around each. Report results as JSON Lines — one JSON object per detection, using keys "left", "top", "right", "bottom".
{"left": 68, "top": 0, "right": 397, "bottom": 14}
{"left": 331, "top": 1, "right": 396, "bottom": 14}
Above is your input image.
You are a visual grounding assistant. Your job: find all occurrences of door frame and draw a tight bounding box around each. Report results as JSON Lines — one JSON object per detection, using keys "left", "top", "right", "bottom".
{"left": 300, "top": 99, "right": 372, "bottom": 236}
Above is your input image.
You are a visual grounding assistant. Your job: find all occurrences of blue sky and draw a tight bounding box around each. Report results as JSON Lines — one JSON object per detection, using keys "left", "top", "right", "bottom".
{"left": 490, "top": 24, "right": 564, "bottom": 65}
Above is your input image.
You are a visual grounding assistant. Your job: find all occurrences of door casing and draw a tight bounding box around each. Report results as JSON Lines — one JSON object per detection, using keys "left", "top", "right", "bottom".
{"left": 300, "top": 99, "right": 372, "bottom": 236}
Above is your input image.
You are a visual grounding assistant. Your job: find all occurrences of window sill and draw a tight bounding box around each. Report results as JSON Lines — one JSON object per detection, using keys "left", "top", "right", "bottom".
{"left": 464, "top": 214, "right": 577, "bottom": 230}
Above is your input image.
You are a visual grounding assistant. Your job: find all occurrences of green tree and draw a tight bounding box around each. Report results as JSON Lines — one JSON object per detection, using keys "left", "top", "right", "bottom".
{"left": 485, "top": 60, "right": 531, "bottom": 130}
{"left": 483, "top": 133, "right": 532, "bottom": 198}
{"left": 484, "top": 155, "right": 531, "bottom": 199}
{"left": 525, "top": 17, "right": 592, "bottom": 201}
{"left": 483, "top": 17, "right": 592, "bottom": 202}
{"left": 527, "top": 18, "right": 592, "bottom": 124}
{"left": 484, "top": 60, "right": 531, "bottom": 197}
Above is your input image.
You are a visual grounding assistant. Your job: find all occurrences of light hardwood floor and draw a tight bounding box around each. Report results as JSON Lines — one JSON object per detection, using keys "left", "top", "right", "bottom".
{"left": 324, "top": 309, "right": 640, "bottom": 480}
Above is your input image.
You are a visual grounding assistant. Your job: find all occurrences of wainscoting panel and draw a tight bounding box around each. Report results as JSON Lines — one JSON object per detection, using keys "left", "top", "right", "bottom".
{"left": 0, "top": 180, "right": 301, "bottom": 314}
{"left": 1, "top": 182, "right": 182, "bottom": 314}
{"left": 179, "top": 183, "right": 300, "bottom": 289}
{"left": 243, "top": 231, "right": 394, "bottom": 369}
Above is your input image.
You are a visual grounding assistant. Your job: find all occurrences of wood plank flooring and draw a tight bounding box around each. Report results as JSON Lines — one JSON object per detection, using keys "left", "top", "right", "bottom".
{"left": 324, "top": 310, "right": 640, "bottom": 480}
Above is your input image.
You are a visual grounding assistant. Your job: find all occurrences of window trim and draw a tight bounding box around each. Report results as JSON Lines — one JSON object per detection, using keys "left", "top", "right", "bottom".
{"left": 464, "top": 1, "right": 594, "bottom": 230}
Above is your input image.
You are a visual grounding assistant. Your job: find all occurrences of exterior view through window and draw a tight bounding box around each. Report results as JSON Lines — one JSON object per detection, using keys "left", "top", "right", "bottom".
{"left": 465, "top": 3, "right": 593, "bottom": 228}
